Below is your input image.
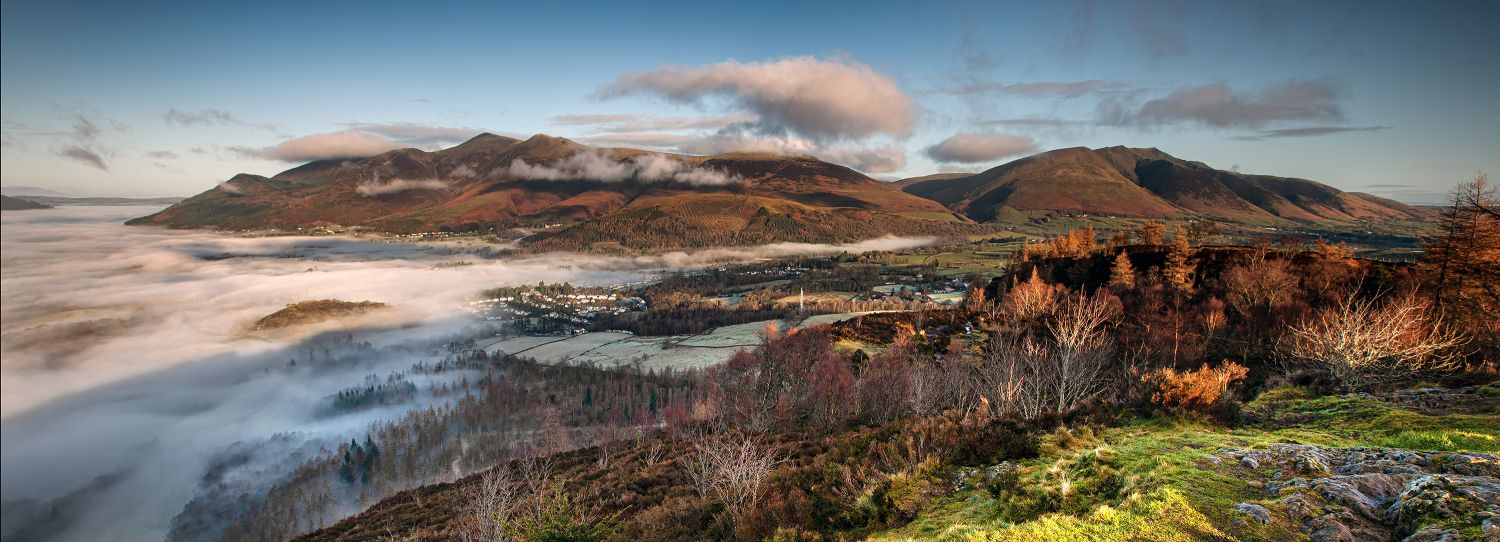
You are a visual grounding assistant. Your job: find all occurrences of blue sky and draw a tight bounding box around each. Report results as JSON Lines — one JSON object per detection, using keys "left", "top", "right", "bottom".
{"left": 1, "top": 0, "right": 1495, "bottom": 201}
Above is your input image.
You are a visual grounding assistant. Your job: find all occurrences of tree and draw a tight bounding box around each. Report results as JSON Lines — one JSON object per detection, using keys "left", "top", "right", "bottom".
{"left": 1003, "top": 268, "right": 1061, "bottom": 322}
{"left": 1133, "top": 221, "right": 1167, "bottom": 245}
{"left": 1183, "top": 219, "right": 1220, "bottom": 245}
{"left": 1161, "top": 232, "right": 1196, "bottom": 294}
{"left": 1108, "top": 251, "right": 1135, "bottom": 290}
{"left": 1046, "top": 291, "right": 1121, "bottom": 415}
{"left": 1285, "top": 293, "right": 1467, "bottom": 390}
{"left": 1423, "top": 174, "right": 1500, "bottom": 339}
{"left": 684, "top": 433, "right": 780, "bottom": 525}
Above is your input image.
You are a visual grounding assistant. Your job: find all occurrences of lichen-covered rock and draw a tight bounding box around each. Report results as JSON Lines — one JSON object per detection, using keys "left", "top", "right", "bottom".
{"left": 1228, "top": 443, "right": 1500, "bottom": 541}
{"left": 1388, "top": 474, "right": 1500, "bottom": 533}
{"left": 1399, "top": 525, "right": 1461, "bottom": 542}
{"left": 1236, "top": 502, "right": 1272, "bottom": 524}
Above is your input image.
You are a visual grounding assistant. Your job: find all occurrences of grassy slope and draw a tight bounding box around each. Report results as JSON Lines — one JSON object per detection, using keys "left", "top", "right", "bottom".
{"left": 872, "top": 385, "right": 1500, "bottom": 542}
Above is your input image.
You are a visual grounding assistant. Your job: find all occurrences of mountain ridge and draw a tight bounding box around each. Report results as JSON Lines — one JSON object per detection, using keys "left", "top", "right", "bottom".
{"left": 899, "top": 146, "right": 1427, "bottom": 223}
{"left": 129, "top": 134, "right": 983, "bottom": 251}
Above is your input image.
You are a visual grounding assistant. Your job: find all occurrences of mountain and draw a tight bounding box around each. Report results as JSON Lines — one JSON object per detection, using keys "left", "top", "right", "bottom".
{"left": 892, "top": 172, "right": 974, "bottom": 188}
{"left": 1, "top": 185, "right": 71, "bottom": 197}
{"left": 0, "top": 195, "right": 52, "bottom": 211}
{"left": 129, "top": 134, "right": 982, "bottom": 251}
{"left": 899, "top": 146, "right": 1427, "bottom": 223}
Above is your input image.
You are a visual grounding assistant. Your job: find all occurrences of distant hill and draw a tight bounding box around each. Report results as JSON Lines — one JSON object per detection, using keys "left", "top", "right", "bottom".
{"left": 893, "top": 172, "right": 974, "bottom": 188}
{"left": 2, "top": 185, "right": 73, "bottom": 198}
{"left": 1, "top": 195, "right": 52, "bottom": 211}
{"left": 899, "top": 146, "right": 1427, "bottom": 223}
{"left": 21, "top": 195, "right": 183, "bottom": 206}
{"left": 130, "top": 134, "right": 984, "bottom": 251}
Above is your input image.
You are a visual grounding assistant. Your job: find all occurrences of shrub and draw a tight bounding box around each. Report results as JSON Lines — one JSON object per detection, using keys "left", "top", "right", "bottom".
{"left": 1143, "top": 361, "right": 1250, "bottom": 412}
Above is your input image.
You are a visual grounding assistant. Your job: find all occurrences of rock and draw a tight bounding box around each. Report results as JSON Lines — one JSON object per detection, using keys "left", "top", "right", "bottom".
{"left": 1310, "top": 473, "right": 1411, "bottom": 520}
{"left": 1242, "top": 455, "right": 1261, "bottom": 469}
{"left": 1306, "top": 514, "right": 1357, "bottom": 542}
{"left": 1236, "top": 502, "right": 1272, "bottom": 524}
{"left": 1400, "top": 525, "right": 1461, "bottom": 542}
{"left": 1388, "top": 474, "right": 1500, "bottom": 532}
{"left": 1482, "top": 516, "right": 1499, "bottom": 540}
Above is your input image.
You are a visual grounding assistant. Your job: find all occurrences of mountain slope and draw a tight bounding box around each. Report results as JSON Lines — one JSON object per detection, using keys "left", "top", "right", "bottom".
{"left": 901, "top": 146, "right": 1427, "bottom": 223}
{"left": 129, "top": 134, "right": 981, "bottom": 250}
{"left": 1, "top": 195, "right": 52, "bottom": 210}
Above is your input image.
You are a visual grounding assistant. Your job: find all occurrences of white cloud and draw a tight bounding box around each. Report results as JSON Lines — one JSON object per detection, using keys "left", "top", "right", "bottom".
{"left": 508, "top": 150, "right": 740, "bottom": 186}
{"left": 230, "top": 124, "right": 483, "bottom": 163}
{"left": 231, "top": 131, "right": 403, "bottom": 162}
{"left": 925, "top": 133, "right": 1039, "bottom": 164}
{"left": 355, "top": 178, "right": 451, "bottom": 196}
{"left": 600, "top": 56, "right": 916, "bottom": 141}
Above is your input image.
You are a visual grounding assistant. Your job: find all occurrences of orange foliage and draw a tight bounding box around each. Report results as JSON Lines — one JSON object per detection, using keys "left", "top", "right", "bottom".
{"left": 1143, "top": 361, "right": 1249, "bottom": 410}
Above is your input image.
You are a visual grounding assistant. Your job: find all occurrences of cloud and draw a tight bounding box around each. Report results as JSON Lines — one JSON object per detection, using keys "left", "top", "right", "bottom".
{"left": 552, "top": 113, "right": 755, "bottom": 133}
{"left": 1104, "top": 80, "right": 1344, "bottom": 129}
{"left": 355, "top": 178, "right": 452, "bottom": 196}
{"left": 56, "top": 145, "right": 108, "bottom": 170}
{"left": 667, "top": 125, "right": 906, "bottom": 174}
{"left": 144, "top": 150, "right": 179, "bottom": 160}
{"left": 599, "top": 56, "right": 916, "bottom": 141}
{"left": 216, "top": 181, "right": 243, "bottom": 195}
{"left": 577, "top": 132, "right": 701, "bottom": 149}
{"left": 230, "top": 131, "right": 403, "bottom": 162}
{"left": 231, "top": 124, "right": 484, "bottom": 163}
{"left": 816, "top": 145, "right": 907, "bottom": 173}
{"left": 50, "top": 113, "right": 118, "bottom": 170}
{"left": 163, "top": 108, "right": 237, "bottom": 126}
{"left": 977, "top": 117, "right": 1090, "bottom": 127}
{"left": 924, "top": 133, "right": 1038, "bottom": 163}
{"left": 1249, "top": 125, "right": 1390, "bottom": 138}
{"left": 340, "top": 123, "right": 484, "bottom": 146}
{"left": 925, "top": 80, "right": 1131, "bottom": 98}
{"left": 508, "top": 150, "right": 740, "bottom": 186}
{"left": 163, "top": 108, "right": 275, "bottom": 131}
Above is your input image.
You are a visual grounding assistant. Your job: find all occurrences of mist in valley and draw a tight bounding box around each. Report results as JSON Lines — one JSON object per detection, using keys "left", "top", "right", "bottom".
{"left": 0, "top": 205, "right": 931, "bottom": 542}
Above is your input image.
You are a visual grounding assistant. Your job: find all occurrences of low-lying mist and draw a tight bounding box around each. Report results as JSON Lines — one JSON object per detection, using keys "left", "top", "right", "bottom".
{"left": 0, "top": 205, "right": 935, "bottom": 542}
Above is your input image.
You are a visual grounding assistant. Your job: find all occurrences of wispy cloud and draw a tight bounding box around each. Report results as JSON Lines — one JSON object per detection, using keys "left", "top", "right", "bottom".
{"left": 1102, "top": 80, "right": 1345, "bottom": 129}
{"left": 1234, "top": 125, "right": 1390, "bottom": 140}
{"left": 924, "top": 80, "right": 1131, "bottom": 98}
{"left": 599, "top": 56, "right": 916, "bottom": 141}
{"left": 163, "top": 108, "right": 276, "bottom": 131}
{"left": 57, "top": 145, "right": 108, "bottom": 170}
{"left": 551, "top": 113, "right": 755, "bottom": 133}
{"left": 51, "top": 113, "right": 119, "bottom": 171}
{"left": 144, "top": 150, "right": 179, "bottom": 160}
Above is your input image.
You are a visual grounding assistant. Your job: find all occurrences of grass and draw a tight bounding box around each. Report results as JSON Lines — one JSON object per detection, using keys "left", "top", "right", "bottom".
{"left": 870, "top": 385, "right": 1500, "bottom": 542}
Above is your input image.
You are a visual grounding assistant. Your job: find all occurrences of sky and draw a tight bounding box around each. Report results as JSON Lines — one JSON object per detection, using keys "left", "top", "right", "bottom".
{"left": 1, "top": 0, "right": 1496, "bottom": 203}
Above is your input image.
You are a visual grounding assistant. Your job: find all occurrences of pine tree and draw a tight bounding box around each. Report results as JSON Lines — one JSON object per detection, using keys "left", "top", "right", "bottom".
{"left": 1162, "top": 232, "right": 1196, "bottom": 294}
{"left": 1109, "top": 250, "right": 1136, "bottom": 290}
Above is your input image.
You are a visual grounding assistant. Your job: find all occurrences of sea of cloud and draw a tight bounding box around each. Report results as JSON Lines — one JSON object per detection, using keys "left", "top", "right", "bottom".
{"left": 0, "top": 204, "right": 934, "bottom": 541}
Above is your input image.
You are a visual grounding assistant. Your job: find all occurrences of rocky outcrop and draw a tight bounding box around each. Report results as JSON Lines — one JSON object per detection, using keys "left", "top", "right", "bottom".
{"left": 1221, "top": 444, "right": 1499, "bottom": 541}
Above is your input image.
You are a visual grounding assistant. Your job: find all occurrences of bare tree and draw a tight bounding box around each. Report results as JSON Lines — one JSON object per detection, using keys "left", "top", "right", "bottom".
{"left": 1046, "top": 291, "right": 1120, "bottom": 415}
{"left": 977, "top": 336, "right": 1051, "bottom": 420}
{"left": 456, "top": 468, "right": 519, "bottom": 542}
{"left": 1285, "top": 292, "right": 1468, "bottom": 390}
{"left": 682, "top": 432, "right": 781, "bottom": 523}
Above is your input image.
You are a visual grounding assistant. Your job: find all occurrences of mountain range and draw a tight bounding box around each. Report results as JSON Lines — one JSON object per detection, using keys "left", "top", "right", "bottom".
{"left": 898, "top": 146, "right": 1425, "bottom": 223}
{"left": 131, "top": 135, "right": 1427, "bottom": 251}
{"left": 128, "top": 134, "right": 983, "bottom": 251}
